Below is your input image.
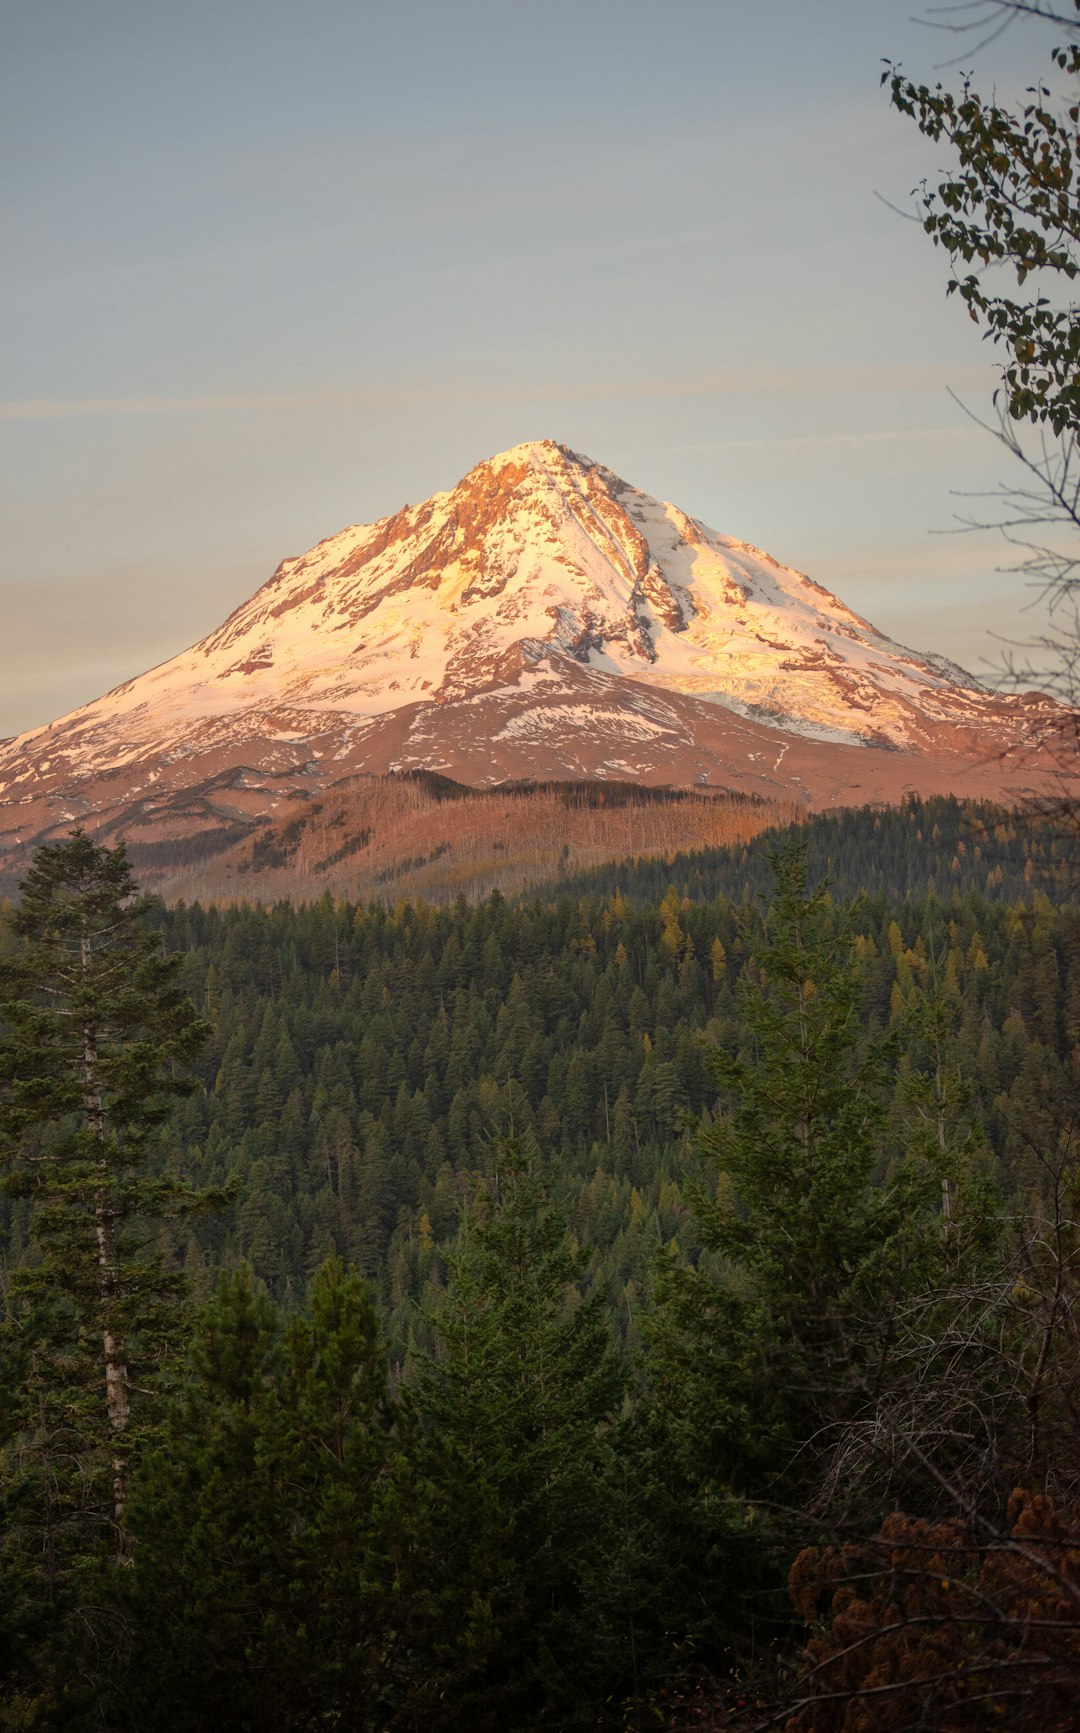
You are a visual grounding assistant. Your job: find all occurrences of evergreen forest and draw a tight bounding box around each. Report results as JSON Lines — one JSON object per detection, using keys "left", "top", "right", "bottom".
{"left": 1, "top": 796, "right": 1078, "bottom": 1729}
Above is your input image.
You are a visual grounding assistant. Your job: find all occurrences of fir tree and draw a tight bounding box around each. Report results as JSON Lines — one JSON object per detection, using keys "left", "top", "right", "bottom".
{"left": 0, "top": 832, "right": 210, "bottom": 1564}
{"left": 653, "top": 839, "right": 904, "bottom": 1487}
{"left": 642, "top": 839, "right": 946, "bottom": 1666}
{"left": 122, "top": 1260, "right": 428, "bottom": 1732}
{"left": 416, "top": 1142, "right": 629, "bottom": 1727}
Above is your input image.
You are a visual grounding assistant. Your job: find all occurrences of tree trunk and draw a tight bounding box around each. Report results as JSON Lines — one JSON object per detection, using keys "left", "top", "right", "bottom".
{"left": 82, "top": 937, "right": 131, "bottom": 1550}
{"left": 95, "top": 1198, "right": 131, "bottom": 1546}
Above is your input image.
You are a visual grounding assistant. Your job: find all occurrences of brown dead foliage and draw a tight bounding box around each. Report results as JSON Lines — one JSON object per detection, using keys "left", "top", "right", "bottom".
{"left": 783, "top": 1491, "right": 1080, "bottom": 1732}
{"left": 159, "top": 775, "right": 787, "bottom": 906}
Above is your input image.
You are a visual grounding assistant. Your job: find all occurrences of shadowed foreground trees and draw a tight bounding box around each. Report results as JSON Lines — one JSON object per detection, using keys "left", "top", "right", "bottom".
{"left": 415, "top": 1146, "right": 637, "bottom": 1728}
{"left": 119, "top": 1158, "right": 639, "bottom": 1733}
{"left": 774, "top": 1115, "right": 1080, "bottom": 1732}
{"left": 2, "top": 828, "right": 1080, "bottom": 1728}
{"left": 0, "top": 833, "right": 210, "bottom": 1714}
{"left": 642, "top": 840, "right": 959, "bottom": 1669}
{"left": 0, "top": 834, "right": 210, "bottom": 1530}
{"left": 121, "top": 1260, "right": 447, "bottom": 1733}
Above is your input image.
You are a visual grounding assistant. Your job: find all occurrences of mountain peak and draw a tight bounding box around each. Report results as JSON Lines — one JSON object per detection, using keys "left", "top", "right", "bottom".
{"left": 486, "top": 438, "right": 593, "bottom": 470}
{"left": 450, "top": 439, "right": 611, "bottom": 513}
{"left": 488, "top": 437, "right": 574, "bottom": 464}
{"left": 0, "top": 443, "right": 1065, "bottom": 875}
{"left": 459, "top": 440, "right": 625, "bottom": 511}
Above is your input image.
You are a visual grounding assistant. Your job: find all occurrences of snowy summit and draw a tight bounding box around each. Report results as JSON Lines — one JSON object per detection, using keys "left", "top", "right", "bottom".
{"left": 0, "top": 441, "right": 1063, "bottom": 862}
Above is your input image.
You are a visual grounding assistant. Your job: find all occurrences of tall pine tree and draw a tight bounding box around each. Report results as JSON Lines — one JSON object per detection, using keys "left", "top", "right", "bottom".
{"left": 0, "top": 831, "right": 210, "bottom": 1575}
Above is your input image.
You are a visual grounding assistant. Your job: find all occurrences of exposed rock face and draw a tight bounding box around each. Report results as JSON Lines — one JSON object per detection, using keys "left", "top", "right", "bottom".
{"left": 0, "top": 439, "right": 1069, "bottom": 880}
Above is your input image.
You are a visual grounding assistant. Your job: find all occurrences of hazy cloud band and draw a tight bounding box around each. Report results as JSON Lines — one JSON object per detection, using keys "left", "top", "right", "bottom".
{"left": 0, "top": 365, "right": 995, "bottom": 424}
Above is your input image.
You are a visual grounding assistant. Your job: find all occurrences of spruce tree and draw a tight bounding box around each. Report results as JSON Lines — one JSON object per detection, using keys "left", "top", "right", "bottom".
{"left": 653, "top": 839, "right": 903, "bottom": 1485}
{"left": 642, "top": 839, "right": 946, "bottom": 1667}
{"left": 416, "top": 1142, "right": 629, "bottom": 1727}
{"left": 0, "top": 831, "right": 210, "bottom": 1568}
{"left": 122, "top": 1260, "right": 428, "bottom": 1733}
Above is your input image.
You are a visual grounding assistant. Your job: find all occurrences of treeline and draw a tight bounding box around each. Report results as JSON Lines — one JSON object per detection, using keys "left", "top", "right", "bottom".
{"left": 0, "top": 819, "right": 1078, "bottom": 1728}
{"left": 557, "top": 794, "right": 1077, "bottom": 907}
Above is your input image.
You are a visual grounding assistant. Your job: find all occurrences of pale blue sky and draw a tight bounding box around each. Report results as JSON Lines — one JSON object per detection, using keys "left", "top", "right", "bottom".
{"left": 1, "top": 0, "right": 1057, "bottom": 737}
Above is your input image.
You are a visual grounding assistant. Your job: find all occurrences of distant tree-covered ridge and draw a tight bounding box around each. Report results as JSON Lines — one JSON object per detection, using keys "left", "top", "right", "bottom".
{"left": 553, "top": 794, "right": 1077, "bottom": 907}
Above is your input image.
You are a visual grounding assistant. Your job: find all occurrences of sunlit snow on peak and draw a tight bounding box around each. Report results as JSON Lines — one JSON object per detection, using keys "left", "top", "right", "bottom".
{"left": 0, "top": 442, "right": 1015, "bottom": 793}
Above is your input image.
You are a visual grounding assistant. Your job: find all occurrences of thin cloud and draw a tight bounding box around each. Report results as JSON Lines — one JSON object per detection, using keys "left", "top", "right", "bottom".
{"left": 0, "top": 391, "right": 363, "bottom": 421}
{"left": 687, "top": 426, "right": 986, "bottom": 453}
{"left": 0, "top": 364, "right": 994, "bottom": 423}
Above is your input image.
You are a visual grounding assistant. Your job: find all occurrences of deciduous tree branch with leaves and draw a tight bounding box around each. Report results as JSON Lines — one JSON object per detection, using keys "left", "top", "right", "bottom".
{"left": 887, "top": 0, "right": 1080, "bottom": 788}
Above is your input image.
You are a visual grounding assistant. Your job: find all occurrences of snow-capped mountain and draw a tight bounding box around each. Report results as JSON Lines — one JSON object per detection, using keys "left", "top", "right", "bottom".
{"left": 0, "top": 440, "right": 1064, "bottom": 877}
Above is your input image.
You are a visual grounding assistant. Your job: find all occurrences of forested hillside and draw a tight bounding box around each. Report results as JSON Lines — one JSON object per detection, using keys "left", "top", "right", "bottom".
{"left": 118, "top": 799, "right": 1077, "bottom": 1338}
{"left": 1, "top": 803, "right": 1078, "bottom": 1729}
{"left": 558, "top": 794, "right": 1076, "bottom": 907}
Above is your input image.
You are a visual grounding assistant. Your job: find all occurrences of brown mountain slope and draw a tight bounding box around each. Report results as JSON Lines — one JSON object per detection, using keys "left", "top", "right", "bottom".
{"left": 126, "top": 774, "right": 792, "bottom": 907}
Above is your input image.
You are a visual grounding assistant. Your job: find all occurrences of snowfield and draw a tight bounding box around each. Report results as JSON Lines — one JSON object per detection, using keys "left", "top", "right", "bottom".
{"left": 0, "top": 440, "right": 1054, "bottom": 807}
